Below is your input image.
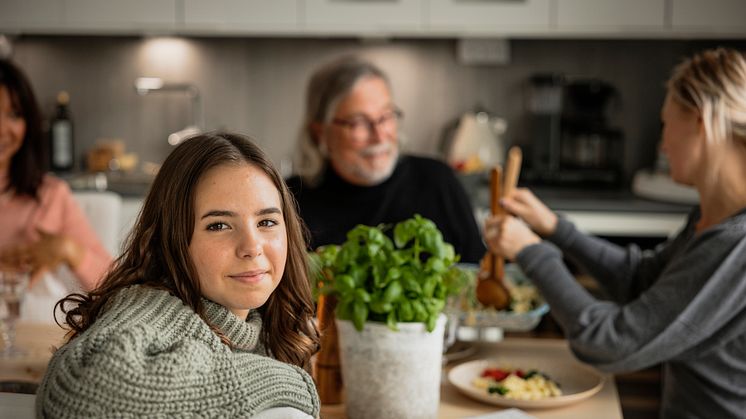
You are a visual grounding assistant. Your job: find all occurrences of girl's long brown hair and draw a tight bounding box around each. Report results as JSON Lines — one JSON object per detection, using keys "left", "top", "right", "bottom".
{"left": 57, "top": 132, "right": 320, "bottom": 368}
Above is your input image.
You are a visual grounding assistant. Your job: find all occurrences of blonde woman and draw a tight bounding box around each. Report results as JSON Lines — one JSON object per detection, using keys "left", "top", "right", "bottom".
{"left": 485, "top": 48, "right": 746, "bottom": 419}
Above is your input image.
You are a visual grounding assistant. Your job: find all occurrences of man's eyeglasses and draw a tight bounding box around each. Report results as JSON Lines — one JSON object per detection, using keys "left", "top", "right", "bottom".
{"left": 331, "top": 109, "right": 403, "bottom": 141}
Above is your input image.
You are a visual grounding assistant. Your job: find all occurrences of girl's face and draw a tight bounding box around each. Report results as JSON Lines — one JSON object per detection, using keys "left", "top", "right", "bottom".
{"left": 660, "top": 94, "right": 705, "bottom": 186}
{"left": 0, "top": 86, "right": 26, "bottom": 174}
{"left": 189, "top": 162, "right": 288, "bottom": 319}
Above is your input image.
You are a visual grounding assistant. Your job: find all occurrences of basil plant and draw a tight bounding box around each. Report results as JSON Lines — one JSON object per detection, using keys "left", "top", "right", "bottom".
{"left": 311, "top": 214, "right": 469, "bottom": 332}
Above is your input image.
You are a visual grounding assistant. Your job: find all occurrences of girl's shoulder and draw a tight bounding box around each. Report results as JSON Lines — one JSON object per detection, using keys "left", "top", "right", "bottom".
{"left": 105, "top": 285, "right": 195, "bottom": 322}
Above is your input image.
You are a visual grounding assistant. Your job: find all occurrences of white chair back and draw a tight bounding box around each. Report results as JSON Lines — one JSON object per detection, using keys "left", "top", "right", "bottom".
{"left": 72, "top": 191, "right": 122, "bottom": 257}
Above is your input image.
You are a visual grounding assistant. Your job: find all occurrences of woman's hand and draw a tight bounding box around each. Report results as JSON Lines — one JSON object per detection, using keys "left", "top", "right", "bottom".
{"left": 501, "top": 188, "right": 558, "bottom": 237}
{"left": 484, "top": 215, "right": 541, "bottom": 260}
{"left": 0, "top": 229, "right": 85, "bottom": 286}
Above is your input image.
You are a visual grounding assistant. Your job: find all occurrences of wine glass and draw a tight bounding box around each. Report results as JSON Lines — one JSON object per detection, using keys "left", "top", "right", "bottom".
{"left": 0, "top": 270, "right": 29, "bottom": 357}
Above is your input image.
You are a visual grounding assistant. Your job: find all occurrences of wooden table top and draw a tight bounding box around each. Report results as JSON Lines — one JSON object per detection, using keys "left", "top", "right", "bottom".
{"left": 2, "top": 323, "right": 623, "bottom": 419}
{"left": 320, "top": 338, "right": 622, "bottom": 419}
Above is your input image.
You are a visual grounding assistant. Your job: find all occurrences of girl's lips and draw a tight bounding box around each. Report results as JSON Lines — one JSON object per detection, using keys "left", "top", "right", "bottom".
{"left": 228, "top": 270, "right": 268, "bottom": 284}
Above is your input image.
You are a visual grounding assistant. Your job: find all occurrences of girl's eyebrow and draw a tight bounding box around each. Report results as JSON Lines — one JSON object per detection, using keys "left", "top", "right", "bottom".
{"left": 257, "top": 207, "right": 282, "bottom": 216}
{"left": 200, "top": 207, "right": 281, "bottom": 220}
{"left": 201, "top": 210, "right": 236, "bottom": 219}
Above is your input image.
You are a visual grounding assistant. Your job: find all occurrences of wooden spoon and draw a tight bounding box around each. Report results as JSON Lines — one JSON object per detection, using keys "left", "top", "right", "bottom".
{"left": 476, "top": 166, "right": 511, "bottom": 310}
{"left": 476, "top": 147, "right": 523, "bottom": 310}
{"left": 503, "top": 147, "right": 523, "bottom": 202}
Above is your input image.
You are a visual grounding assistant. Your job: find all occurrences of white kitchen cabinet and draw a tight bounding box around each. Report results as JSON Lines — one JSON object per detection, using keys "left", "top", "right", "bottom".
{"left": 119, "top": 197, "right": 143, "bottom": 255}
{"left": 182, "top": 0, "right": 300, "bottom": 34}
{"left": 427, "top": 0, "right": 552, "bottom": 36}
{"left": 0, "top": 0, "right": 64, "bottom": 32}
{"left": 556, "top": 0, "right": 667, "bottom": 35}
{"left": 304, "top": 0, "right": 425, "bottom": 35}
{"left": 63, "top": 0, "right": 177, "bottom": 33}
{"left": 3, "top": 0, "right": 746, "bottom": 38}
{"left": 671, "top": 0, "right": 746, "bottom": 36}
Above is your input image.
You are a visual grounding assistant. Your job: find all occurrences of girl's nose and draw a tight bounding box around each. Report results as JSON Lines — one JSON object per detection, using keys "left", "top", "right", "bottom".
{"left": 237, "top": 231, "right": 263, "bottom": 259}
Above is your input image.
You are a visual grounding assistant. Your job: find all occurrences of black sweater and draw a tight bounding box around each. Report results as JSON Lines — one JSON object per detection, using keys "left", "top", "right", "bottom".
{"left": 286, "top": 155, "right": 485, "bottom": 263}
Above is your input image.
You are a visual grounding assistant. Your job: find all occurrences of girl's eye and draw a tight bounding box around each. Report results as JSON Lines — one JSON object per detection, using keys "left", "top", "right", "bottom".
{"left": 206, "top": 222, "right": 230, "bottom": 231}
{"left": 258, "top": 219, "right": 280, "bottom": 228}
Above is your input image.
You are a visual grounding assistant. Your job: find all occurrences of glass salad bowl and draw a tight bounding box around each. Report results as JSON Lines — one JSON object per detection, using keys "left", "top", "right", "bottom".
{"left": 446, "top": 263, "right": 549, "bottom": 332}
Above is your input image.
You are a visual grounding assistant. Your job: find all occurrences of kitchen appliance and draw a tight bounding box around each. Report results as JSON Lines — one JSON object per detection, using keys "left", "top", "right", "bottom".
{"left": 442, "top": 109, "right": 507, "bottom": 173}
{"left": 526, "top": 75, "right": 624, "bottom": 186}
{"left": 527, "top": 73, "right": 564, "bottom": 175}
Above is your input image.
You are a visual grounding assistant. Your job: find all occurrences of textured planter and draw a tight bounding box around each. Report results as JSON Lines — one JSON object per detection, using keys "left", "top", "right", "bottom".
{"left": 336, "top": 315, "right": 446, "bottom": 419}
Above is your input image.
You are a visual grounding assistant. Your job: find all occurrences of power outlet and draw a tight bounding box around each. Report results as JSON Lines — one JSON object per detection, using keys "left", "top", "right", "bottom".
{"left": 457, "top": 38, "right": 511, "bottom": 65}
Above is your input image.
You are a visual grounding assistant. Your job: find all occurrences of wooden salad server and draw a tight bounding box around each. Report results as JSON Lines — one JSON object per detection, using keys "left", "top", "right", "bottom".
{"left": 475, "top": 147, "right": 522, "bottom": 310}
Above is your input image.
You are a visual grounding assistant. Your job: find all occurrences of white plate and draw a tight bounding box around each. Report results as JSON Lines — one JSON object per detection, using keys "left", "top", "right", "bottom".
{"left": 443, "top": 341, "right": 477, "bottom": 363}
{"left": 448, "top": 357, "right": 604, "bottom": 409}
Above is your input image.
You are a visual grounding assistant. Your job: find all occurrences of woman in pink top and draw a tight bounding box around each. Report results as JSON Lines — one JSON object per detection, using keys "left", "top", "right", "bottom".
{"left": 0, "top": 59, "right": 111, "bottom": 297}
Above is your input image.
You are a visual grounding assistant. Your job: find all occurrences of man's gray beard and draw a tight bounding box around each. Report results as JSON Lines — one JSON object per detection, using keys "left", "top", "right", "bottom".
{"left": 349, "top": 146, "right": 399, "bottom": 186}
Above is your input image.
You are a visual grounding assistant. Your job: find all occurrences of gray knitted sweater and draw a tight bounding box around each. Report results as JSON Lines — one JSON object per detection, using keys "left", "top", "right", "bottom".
{"left": 516, "top": 207, "right": 746, "bottom": 419}
{"left": 36, "top": 285, "right": 320, "bottom": 418}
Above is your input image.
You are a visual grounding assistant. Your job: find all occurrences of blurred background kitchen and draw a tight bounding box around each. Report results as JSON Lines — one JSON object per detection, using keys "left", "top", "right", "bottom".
{"left": 2, "top": 0, "right": 746, "bottom": 252}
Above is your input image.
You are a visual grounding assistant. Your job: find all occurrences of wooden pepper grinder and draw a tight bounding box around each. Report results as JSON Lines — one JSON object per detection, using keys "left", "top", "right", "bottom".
{"left": 313, "top": 292, "right": 344, "bottom": 404}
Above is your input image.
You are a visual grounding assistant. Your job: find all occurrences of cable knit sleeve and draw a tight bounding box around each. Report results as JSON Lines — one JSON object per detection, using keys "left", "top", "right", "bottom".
{"left": 36, "top": 286, "right": 320, "bottom": 418}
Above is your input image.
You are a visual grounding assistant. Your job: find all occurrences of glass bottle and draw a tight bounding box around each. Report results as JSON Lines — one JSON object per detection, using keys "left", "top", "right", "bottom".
{"left": 49, "top": 91, "right": 74, "bottom": 172}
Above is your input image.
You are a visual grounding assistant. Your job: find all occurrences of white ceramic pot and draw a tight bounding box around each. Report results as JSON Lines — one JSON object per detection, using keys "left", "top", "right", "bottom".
{"left": 336, "top": 314, "right": 446, "bottom": 419}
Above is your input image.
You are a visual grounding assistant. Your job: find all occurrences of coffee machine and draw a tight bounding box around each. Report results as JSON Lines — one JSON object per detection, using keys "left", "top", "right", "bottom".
{"left": 526, "top": 74, "right": 624, "bottom": 187}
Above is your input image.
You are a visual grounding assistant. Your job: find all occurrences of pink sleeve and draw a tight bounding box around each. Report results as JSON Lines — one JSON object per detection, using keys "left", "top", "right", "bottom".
{"left": 38, "top": 179, "right": 114, "bottom": 291}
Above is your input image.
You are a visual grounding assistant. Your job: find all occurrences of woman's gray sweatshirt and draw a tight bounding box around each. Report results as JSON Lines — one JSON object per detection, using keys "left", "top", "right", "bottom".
{"left": 516, "top": 207, "right": 746, "bottom": 419}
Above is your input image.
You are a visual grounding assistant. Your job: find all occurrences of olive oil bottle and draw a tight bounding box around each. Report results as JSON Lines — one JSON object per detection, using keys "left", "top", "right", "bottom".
{"left": 49, "top": 91, "right": 74, "bottom": 172}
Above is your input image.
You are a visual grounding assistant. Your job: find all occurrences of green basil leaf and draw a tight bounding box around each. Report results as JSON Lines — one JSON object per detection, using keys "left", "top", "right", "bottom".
{"left": 411, "top": 300, "right": 427, "bottom": 322}
{"left": 355, "top": 289, "right": 371, "bottom": 303}
{"left": 426, "top": 313, "right": 437, "bottom": 332}
{"left": 422, "top": 275, "right": 438, "bottom": 297}
{"left": 386, "top": 310, "right": 399, "bottom": 331}
{"left": 352, "top": 300, "right": 368, "bottom": 331}
{"left": 369, "top": 300, "right": 393, "bottom": 314}
{"left": 336, "top": 299, "right": 353, "bottom": 321}
{"left": 398, "top": 300, "right": 414, "bottom": 322}
{"left": 382, "top": 281, "right": 403, "bottom": 303}
{"left": 335, "top": 274, "right": 355, "bottom": 294}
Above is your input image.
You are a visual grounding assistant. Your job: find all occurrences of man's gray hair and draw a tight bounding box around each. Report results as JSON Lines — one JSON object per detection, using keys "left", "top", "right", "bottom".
{"left": 292, "top": 56, "right": 391, "bottom": 185}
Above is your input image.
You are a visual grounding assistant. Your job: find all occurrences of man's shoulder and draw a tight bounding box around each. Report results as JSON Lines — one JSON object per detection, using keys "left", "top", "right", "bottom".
{"left": 400, "top": 155, "right": 454, "bottom": 176}
{"left": 285, "top": 175, "right": 302, "bottom": 190}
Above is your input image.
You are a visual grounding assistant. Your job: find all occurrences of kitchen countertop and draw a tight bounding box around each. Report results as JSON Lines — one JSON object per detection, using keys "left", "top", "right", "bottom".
{"left": 3, "top": 325, "right": 621, "bottom": 419}
{"left": 460, "top": 173, "right": 692, "bottom": 214}
{"left": 459, "top": 174, "right": 692, "bottom": 238}
{"left": 62, "top": 171, "right": 154, "bottom": 197}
